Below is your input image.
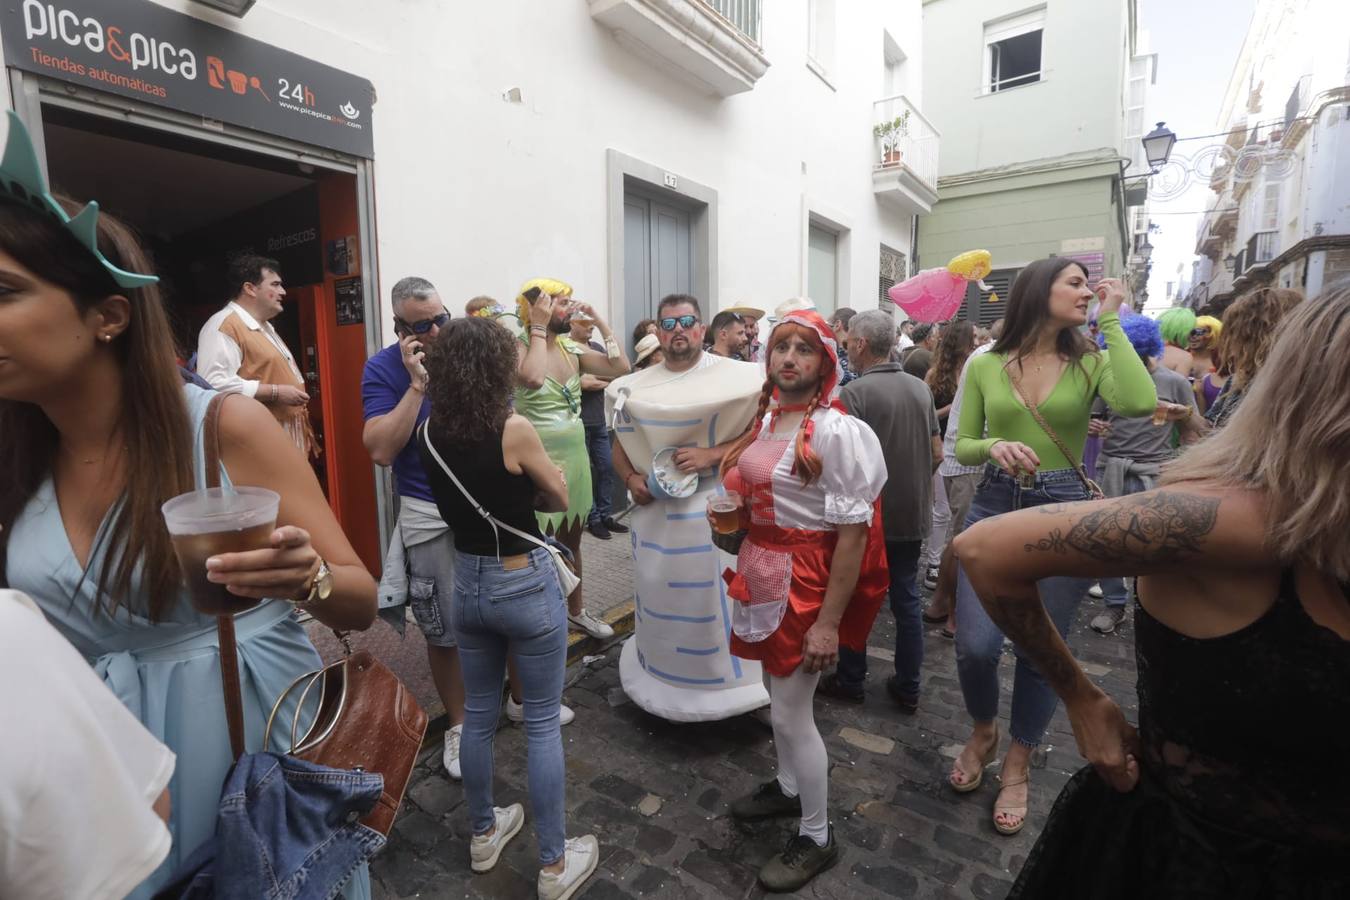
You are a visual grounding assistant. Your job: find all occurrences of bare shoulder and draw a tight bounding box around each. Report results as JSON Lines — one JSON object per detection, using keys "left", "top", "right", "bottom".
{"left": 216, "top": 392, "right": 280, "bottom": 445}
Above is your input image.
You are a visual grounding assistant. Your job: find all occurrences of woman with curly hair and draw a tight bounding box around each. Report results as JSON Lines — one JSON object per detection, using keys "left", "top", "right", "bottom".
{"left": 920, "top": 320, "right": 977, "bottom": 587}
{"left": 1205, "top": 287, "right": 1303, "bottom": 427}
{"left": 417, "top": 317, "right": 598, "bottom": 898}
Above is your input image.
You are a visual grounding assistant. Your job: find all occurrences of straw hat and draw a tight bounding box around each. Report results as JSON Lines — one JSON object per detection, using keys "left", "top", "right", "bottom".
{"left": 634, "top": 333, "right": 661, "bottom": 364}
{"left": 723, "top": 305, "right": 765, "bottom": 321}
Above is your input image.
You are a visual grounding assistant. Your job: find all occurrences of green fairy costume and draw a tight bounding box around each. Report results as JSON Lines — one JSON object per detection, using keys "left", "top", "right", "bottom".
{"left": 515, "top": 332, "right": 593, "bottom": 533}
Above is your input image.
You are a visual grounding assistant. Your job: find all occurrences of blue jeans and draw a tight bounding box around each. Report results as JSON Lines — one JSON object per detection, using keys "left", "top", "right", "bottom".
{"left": 584, "top": 422, "right": 613, "bottom": 524}
{"left": 955, "top": 466, "right": 1092, "bottom": 748}
{"left": 834, "top": 539, "right": 923, "bottom": 698}
{"left": 1095, "top": 471, "right": 1148, "bottom": 608}
{"left": 452, "top": 548, "right": 568, "bottom": 865}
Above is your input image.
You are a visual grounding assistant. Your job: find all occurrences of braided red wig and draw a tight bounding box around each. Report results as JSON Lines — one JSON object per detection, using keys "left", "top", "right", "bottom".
{"left": 721, "top": 320, "right": 835, "bottom": 485}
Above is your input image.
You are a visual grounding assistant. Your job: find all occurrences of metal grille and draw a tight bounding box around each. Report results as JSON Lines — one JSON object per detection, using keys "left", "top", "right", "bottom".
{"left": 878, "top": 244, "right": 907, "bottom": 306}
{"left": 702, "top": 0, "right": 762, "bottom": 44}
{"left": 959, "top": 268, "right": 1019, "bottom": 326}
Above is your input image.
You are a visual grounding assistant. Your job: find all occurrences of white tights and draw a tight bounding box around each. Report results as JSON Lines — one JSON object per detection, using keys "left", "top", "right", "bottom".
{"left": 767, "top": 667, "right": 829, "bottom": 846}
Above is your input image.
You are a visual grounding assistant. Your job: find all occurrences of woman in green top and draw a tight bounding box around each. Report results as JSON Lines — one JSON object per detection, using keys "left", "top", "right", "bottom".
{"left": 947, "top": 258, "right": 1156, "bottom": 836}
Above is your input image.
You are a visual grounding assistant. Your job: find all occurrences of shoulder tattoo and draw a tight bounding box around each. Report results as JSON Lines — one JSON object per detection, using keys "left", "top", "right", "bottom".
{"left": 1024, "top": 492, "right": 1220, "bottom": 564}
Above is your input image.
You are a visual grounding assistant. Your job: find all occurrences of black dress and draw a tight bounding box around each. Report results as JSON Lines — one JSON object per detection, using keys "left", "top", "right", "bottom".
{"left": 1009, "top": 571, "right": 1350, "bottom": 899}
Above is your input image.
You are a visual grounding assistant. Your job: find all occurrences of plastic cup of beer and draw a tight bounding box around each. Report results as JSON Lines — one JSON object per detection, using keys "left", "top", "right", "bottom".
{"left": 708, "top": 491, "right": 745, "bottom": 535}
{"left": 162, "top": 486, "right": 280, "bottom": 616}
{"left": 1151, "top": 404, "right": 1170, "bottom": 426}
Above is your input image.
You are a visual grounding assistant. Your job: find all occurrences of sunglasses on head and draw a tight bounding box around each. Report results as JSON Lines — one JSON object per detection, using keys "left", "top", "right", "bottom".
{"left": 396, "top": 311, "right": 451, "bottom": 335}
{"left": 658, "top": 314, "right": 700, "bottom": 331}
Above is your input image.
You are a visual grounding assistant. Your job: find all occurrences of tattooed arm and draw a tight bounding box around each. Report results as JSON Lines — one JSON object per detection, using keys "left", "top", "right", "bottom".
{"left": 952, "top": 487, "right": 1272, "bottom": 790}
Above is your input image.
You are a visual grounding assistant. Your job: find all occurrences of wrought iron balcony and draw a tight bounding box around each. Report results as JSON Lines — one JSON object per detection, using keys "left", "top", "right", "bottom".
{"left": 871, "top": 94, "right": 940, "bottom": 215}
{"left": 1246, "top": 231, "right": 1278, "bottom": 268}
{"left": 702, "top": 0, "right": 761, "bottom": 45}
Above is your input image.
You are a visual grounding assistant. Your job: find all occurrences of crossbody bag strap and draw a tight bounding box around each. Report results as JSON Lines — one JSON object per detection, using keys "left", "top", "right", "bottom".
{"left": 204, "top": 393, "right": 247, "bottom": 761}
{"left": 418, "top": 422, "right": 557, "bottom": 558}
{"left": 1007, "top": 372, "right": 1098, "bottom": 495}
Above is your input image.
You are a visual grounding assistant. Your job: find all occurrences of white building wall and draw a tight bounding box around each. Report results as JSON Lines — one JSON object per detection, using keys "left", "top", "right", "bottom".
{"left": 922, "top": 0, "right": 1130, "bottom": 175}
{"left": 139, "top": 0, "right": 924, "bottom": 333}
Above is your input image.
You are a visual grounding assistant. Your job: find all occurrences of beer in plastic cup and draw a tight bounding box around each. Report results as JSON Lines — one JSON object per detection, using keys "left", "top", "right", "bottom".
{"left": 162, "top": 486, "right": 280, "bottom": 615}
{"left": 708, "top": 491, "right": 745, "bottom": 535}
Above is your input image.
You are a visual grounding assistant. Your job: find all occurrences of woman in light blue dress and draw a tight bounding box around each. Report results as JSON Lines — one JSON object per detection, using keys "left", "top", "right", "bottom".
{"left": 0, "top": 125, "right": 377, "bottom": 898}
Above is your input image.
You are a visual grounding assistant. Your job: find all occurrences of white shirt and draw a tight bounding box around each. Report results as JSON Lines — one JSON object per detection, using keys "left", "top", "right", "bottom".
{"left": 938, "top": 343, "right": 994, "bottom": 477}
{"left": 196, "top": 301, "right": 303, "bottom": 397}
{"left": 0, "top": 591, "right": 175, "bottom": 900}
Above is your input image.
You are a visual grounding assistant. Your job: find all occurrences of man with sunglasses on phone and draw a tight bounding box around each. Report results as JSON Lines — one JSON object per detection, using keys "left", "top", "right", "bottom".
{"left": 361, "top": 276, "right": 473, "bottom": 777}
{"left": 197, "top": 254, "right": 316, "bottom": 456}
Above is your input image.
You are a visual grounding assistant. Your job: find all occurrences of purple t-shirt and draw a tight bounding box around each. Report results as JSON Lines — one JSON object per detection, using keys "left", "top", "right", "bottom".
{"left": 361, "top": 343, "right": 434, "bottom": 503}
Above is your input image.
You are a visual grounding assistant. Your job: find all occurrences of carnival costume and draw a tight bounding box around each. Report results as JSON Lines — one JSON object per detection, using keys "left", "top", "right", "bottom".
{"left": 724, "top": 309, "right": 890, "bottom": 676}
{"left": 605, "top": 351, "right": 769, "bottom": 721}
{"left": 514, "top": 278, "right": 593, "bottom": 533}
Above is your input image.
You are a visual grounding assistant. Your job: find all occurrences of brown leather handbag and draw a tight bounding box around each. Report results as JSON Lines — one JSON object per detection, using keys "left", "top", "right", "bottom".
{"left": 204, "top": 393, "right": 428, "bottom": 837}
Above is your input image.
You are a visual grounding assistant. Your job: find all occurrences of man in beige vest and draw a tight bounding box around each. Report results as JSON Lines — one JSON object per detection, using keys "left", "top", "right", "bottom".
{"left": 197, "top": 255, "right": 316, "bottom": 456}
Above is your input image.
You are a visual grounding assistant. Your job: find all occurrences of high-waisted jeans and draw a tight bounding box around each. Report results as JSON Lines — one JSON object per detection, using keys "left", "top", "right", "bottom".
{"left": 452, "top": 548, "right": 568, "bottom": 865}
{"left": 954, "top": 465, "right": 1092, "bottom": 748}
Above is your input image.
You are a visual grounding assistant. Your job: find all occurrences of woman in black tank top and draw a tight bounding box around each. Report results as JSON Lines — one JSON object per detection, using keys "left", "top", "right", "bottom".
{"left": 416, "top": 316, "right": 600, "bottom": 894}
{"left": 950, "top": 281, "right": 1350, "bottom": 897}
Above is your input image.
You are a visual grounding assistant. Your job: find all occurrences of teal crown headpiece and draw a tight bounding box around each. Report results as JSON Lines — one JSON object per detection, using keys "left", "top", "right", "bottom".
{"left": 0, "top": 110, "right": 157, "bottom": 289}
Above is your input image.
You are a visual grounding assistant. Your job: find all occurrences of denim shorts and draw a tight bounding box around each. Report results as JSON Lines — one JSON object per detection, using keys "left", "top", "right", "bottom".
{"left": 406, "top": 531, "right": 457, "bottom": 648}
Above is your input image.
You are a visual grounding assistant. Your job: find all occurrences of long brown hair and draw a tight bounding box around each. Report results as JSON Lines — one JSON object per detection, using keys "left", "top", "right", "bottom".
{"left": 1216, "top": 286, "right": 1302, "bottom": 389}
{"left": 721, "top": 323, "right": 826, "bottom": 485}
{"left": 992, "top": 258, "right": 1097, "bottom": 374}
{"left": 424, "top": 316, "right": 517, "bottom": 446}
{"left": 1164, "top": 279, "right": 1350, "bottom": 579}
{"left": 926, "top": 319, "right": 976, "bottom": 402}
{"left": 0, "top": 197, "right": 194, "bottom": 619}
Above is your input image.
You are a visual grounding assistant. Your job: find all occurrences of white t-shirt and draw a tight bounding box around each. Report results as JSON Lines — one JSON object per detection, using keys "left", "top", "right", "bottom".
{"left": 0, "top": 590, "right": 175, "bottom": 900}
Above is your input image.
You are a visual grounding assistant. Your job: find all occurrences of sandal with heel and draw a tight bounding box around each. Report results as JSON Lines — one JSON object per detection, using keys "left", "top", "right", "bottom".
{"left": 992, "top": 774, "right": 1028, "bottom": 835}
{"left": 948, "top": 726, "right": 1000, "bottom": 793}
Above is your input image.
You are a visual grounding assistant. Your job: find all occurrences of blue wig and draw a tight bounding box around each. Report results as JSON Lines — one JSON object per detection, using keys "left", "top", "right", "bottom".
{"left": 1098, "top": 314, "right": 1163, "bottom": 360}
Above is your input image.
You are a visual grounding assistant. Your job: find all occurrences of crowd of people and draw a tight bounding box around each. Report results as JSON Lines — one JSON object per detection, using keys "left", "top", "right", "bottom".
{"left": 2, "top": 119, "right": 1345, "bottom": 899}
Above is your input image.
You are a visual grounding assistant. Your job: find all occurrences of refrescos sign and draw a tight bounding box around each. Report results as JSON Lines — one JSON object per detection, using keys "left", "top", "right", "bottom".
{"left": 2, "top": 0, "right": 375, "bottom": 157}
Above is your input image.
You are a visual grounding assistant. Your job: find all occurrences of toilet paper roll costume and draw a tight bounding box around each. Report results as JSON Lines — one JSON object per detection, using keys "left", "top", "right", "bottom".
{"left": 604, "top": 351, "right": 769, "bottom": 721}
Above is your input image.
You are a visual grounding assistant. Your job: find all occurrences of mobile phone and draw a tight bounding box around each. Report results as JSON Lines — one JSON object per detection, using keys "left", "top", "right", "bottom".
{"left": 523, "top": 286, "right": 542, "bottom": 303}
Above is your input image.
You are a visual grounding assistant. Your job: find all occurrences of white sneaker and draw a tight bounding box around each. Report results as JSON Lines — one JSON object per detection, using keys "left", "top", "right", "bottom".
{"left": 923, "top": 565, "right": 940, "bottom": 591}
{"left": 1088, "top": 583, "right": 1105, "bottom": 600}
{"left": 506, "top": 694, "right": 576, "bottom": 726}
{"left": 470, "top": 803, "right": 525, "bottom": 873}
{"left": 443, "top": 724, "right": 462, "bottom": 781}
{"left": 568, "top": 609, "right": 614, "bottom": 639}
{"left": 537, "top": 835, "right": 599, "bottom": 900}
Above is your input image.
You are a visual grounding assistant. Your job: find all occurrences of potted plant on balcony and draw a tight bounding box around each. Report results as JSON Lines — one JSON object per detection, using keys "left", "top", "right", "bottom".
{"left": 873, "top": 110, "right": 911, "bottom": 167}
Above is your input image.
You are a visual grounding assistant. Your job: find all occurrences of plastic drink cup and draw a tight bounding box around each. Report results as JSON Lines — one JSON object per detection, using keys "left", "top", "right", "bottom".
{"left": 708, "top": 491, "right": 745, "bottom": 535}
{"left": 1151, "top": 406, "right": 1169, "bottom": 426}
{"left": 162, "top": 486, "right": 279, "bottom": 615}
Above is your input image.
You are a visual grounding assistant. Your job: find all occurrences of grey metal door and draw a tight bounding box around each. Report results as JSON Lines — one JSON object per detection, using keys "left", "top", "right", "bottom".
{"left": 624, "top": 192, "right": 693, "bottom": 336}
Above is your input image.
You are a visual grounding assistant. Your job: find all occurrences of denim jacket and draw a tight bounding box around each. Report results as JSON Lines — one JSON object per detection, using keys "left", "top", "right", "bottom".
{"left": 154, "top": 752, "right": 385, "bottom": 900}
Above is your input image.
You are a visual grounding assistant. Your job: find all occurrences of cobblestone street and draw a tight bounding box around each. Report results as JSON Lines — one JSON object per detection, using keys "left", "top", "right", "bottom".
{"left": 366, "top": 569, "right": 1140, "bottom": 900}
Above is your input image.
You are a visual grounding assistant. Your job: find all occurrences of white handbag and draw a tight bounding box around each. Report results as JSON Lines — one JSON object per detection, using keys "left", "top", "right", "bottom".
{"left": 419, "top": 422, "right": 581, "bottom": 595}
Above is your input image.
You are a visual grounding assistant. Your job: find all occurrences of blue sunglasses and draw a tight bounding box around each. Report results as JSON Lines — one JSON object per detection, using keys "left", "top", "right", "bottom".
{"left": 658, "top": 314, "right": 700, "bottom": 331}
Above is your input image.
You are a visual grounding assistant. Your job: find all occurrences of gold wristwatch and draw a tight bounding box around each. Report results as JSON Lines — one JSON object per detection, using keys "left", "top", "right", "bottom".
{"left": 298, "top": 558, "right": 334, "bottom": 607}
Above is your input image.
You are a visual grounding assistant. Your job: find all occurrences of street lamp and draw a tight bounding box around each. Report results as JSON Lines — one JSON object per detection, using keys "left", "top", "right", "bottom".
{"left": 1224, "top": 252, "right": 1238, "bottom": 272}
{"left": 1138, "top": 236, "right": 1154, "bottom": 262}
{"left": 1142, "top": 122, "right": 1177, "bottom": 173}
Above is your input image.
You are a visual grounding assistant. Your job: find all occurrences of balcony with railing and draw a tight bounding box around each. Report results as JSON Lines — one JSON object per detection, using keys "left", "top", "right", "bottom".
{"left": 703, "top": 0, "right": 760, "bottom": 45}
{"left": 589, "top": 0, "right": 769, "bottom": 96}
{"left": 1245, "top": 230, "right": 1278, "bottom": 269}
{"left": 871, "top": 94, "right": 941, "bottom": 215}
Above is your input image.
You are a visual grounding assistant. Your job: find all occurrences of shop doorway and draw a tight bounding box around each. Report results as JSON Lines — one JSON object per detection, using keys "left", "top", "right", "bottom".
{"left": 39, "top": 106, "right": 382, "bottom": 573}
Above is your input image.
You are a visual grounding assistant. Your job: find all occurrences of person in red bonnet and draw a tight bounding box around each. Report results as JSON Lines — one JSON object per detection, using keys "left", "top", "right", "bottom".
{"left": 716, "top": 301, "right": 890, "bottom": 892}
